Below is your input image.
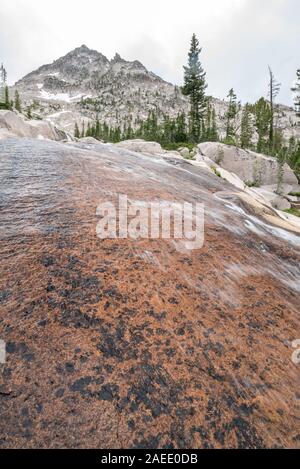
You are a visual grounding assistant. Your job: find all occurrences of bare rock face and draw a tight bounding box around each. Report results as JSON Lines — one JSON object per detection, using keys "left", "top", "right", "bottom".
{"left": 271, "top": 195, "right": 292, "bottom": 210}
{"left": 178, "top": 147, "right": 190, "bottom": 159}
{"left": 0, "top": 110, "right": 33, "bottom": 138}
{"left": 0, "top": 110, "right": 69, "bottom": 141}
{"left": 116, "top": 139, "right": 164, "bottom": 155}
{"left": 0, "top": 138, "right": 299, "bottom": 449}
{"left": 78, "top": 136, "right": 102, "bottom": 144}
{"left": 197, "top": 142, "right": 298, "bottom": 186}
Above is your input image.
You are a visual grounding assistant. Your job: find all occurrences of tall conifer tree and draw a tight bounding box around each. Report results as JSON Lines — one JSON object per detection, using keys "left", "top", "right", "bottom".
{"left": 182, "top": 34, "right": 207, "bottom": 143}
{"left": 225, "top": 88, "right": 238, "bottom": 143}
{"left": 291, "top": 69, "right": 300, "bottom": 118}
{"left": 268, "top": 66, "right": 281, "bottom": 152}
{"left": 14, "top": 90, "right": 22, "bottom": 112}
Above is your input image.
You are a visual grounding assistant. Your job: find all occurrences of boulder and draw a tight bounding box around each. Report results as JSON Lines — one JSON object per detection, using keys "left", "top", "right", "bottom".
{"left": 79, "top": 137, "right": 101, "bottom": 144}
{"left": 197, "top": 142, "right": 298, "bottom": 186}
{"left": 249, "top": 187, "right": 291, "bottom": 210}
{"left": 116, "top": 139, "right": 164, "bottom": 155}
{"left": 261, "top": 183, "right": 300, "bottom": 196}
{"left": 0, "top": 110, "right": 32, "bottom": 138}
{"left": 28, "top": 119, "right": 68, "bottom": 141}
{"left": 163, "top": 151, "right": 183, "bottom": 160}
{"left": 271, "top": 196, "right": 291, "bottom": 211}
{"left": 178, "top": 147, "right": 190, "bottom": 159}
{"left": 217, "top": 167, "right": 246, "bottom": 190}
{"left": 286, "top": 195, "right": 299, "bottom": 203}
{"left": 0, "top": 110, "right": 68, "bottom": 141}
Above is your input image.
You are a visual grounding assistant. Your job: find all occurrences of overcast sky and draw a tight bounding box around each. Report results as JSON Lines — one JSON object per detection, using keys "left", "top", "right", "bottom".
{"left": 0, "top": 0, "right": 299, "bottom": 105}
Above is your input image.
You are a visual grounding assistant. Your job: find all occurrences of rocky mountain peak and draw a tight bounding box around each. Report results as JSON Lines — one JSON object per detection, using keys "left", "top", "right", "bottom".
{"left": 111, "top": 53, "right": 125, "bottom": 63}
{"left": 12, "top": 44, "right": 299, "bottom": 145}
{"left": 78, "top": 44, "right": 89, "bottom": 51}
{"left": 61, "top": 44, "right": 108, "bottom": 63}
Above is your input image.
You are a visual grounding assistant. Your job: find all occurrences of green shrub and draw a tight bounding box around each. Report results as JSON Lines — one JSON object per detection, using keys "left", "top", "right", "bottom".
{"left": 283, "top": 207, "right": 300, "bottom": 217}
{"left": 245, "top": 180, "right": 261, "bottom": 188}
{"left": 288, "top": 192, "right": 300, "bottom": 197}
{"left": 211, "top": 165, "right": 222, "bottom": 178}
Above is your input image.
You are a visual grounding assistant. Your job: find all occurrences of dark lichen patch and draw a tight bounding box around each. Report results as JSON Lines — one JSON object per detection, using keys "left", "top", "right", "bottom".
{"left": 6, "top": 342, "right": 17, "bottom": 354}
{"left": 103, "top": 287, "right": 127, "bottom": 303}
{"left": 191, "top": 426, "right": 208, "bottom": 440}
{"left": 60, "top": 307, "right": 102, "bottom": 329}
{"left": 22, "top": 418, "right": 33, "bottom": 429}
{"left": 0, "top": 290, "right": 11, "bottom": 303}
{"left": 65, "top": 362, "right": 75, "bottom": 373}
{"left": 40, "top": 256, "right": 56, "bottom": 267}
{"left": 98, "top": 384, "right": 119, "bottom": 401}
{"left": 119, "top": 363, "right": 184, "bottom": 420}
{"left": 58, "top": 275, "right": 101, "bottom": 305}
{"left": 132, "top": 433, "right": 162, "bottom": 449}
{"left": 55, "top": 388, "right": 65, "bottom": 398}
{"left": 168, "top": 297, "right": 179, "bottom": 305}
{"left": 69, "top": 377, "right": 92, "bottom": 394}
{"left": 97, "top": 322, "right": 140, "bottom": 362}
{"left": 23, "top": 353, "right": 35, "bottom": 362}
{"left": 37, "top": 319, "right": 48, "bottom": 327}
{"left": 5, "top": 342, "right": 35, "bottom": 362}
{"left": 127, "top": 419, "right": 135, "bottom": 430}
{"left": 146, "top": 309, "right": 167, "bottom": 321}
{"left": 230, "top": 417, "right": 265, "bottom": 449}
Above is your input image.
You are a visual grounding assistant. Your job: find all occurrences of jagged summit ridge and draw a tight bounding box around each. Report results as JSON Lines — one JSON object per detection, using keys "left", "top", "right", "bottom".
{"left": 11, "top": 45, "right": 299, "bottom": 141}
{"left": 15, "top": 44, "right": 160, "bottom": 87}
{"left": 12, "top": 45, "right": 185, "bottom": 131}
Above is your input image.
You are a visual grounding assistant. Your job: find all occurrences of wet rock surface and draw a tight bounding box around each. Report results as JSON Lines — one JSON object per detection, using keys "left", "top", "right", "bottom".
{"left": 0, "top": 138, "right": 299, "bottom": 448}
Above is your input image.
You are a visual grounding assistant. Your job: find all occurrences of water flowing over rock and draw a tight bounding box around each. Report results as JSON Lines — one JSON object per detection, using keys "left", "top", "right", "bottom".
{"left": 0, "top": 137, "right": 299, "bottom": 449}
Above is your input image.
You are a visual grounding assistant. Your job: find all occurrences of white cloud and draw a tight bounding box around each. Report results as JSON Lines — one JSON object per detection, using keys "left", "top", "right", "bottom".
{"left": 0, "top": 0, "right": 299, "bottom": 105}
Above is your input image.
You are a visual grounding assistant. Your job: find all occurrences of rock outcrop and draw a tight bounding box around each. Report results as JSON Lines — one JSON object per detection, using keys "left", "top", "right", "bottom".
{"left": 197, "top": 142, "right": 298, "bottom": 186}
{"left": 0, "top": 137, "right": 299, "bottom": 449}
{"left": 78, "top": 136, "right": 102, "bottom": 144}
{"left": 0, "top": 110, "right": 70, "bottom": 141}
{"left": 116, "top": 139, "right": 165, "bottom": 155}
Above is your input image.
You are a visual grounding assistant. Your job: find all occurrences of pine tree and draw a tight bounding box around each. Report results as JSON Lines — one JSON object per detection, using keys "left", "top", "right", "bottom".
{"left": 276, "top": 149, "right": 286, "bottom": 195}
{"left": 210, "top": 108, "right": 218, "bottom": 142}
{"left": 287, "top": 137, "right": 300, "bottom": 178}
{"left": 254, "top": 97, "right": 271, "bottom": 154}
{"left": 225, "top": 88, "right": 238, "bottom": 143}
{"left": 182, "top": 34, "right": 207, "bottom": 143}
{"left": 86, "top": 122, "right": 91, "bottom": 137}
{"left": 95, "top": 119, "right": 100, "bottom": 139}
{"left": 268, "top": 66, "right": 281, "bottom": 152}
{"left": 26, "top": 106, "right": 32, "bottom": 119}
{"left": 74, "top": 123, "right": 80, "bottom": 139}
{"left": 14, "top": 90, "right": 21, "bottom": 112}
{"left": 204, "top": 100, "right": 218, "bottom": 142}
{"left": 291, "top": 69, "right": 300, "bottom": 118}
{"left": 240, "top": 104, "right": 253, "bottom": 148}
{"left": 5, "top": 86, "right": 10, "bottom": 109}
{"left": 81, "top": 122, "right": 85, "bottom": 138}
{"left": 0, "top": 64, "right": 8, "bottom": 108}
{"left": 175, "top": 112, "right": 187, "bottom": 142}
